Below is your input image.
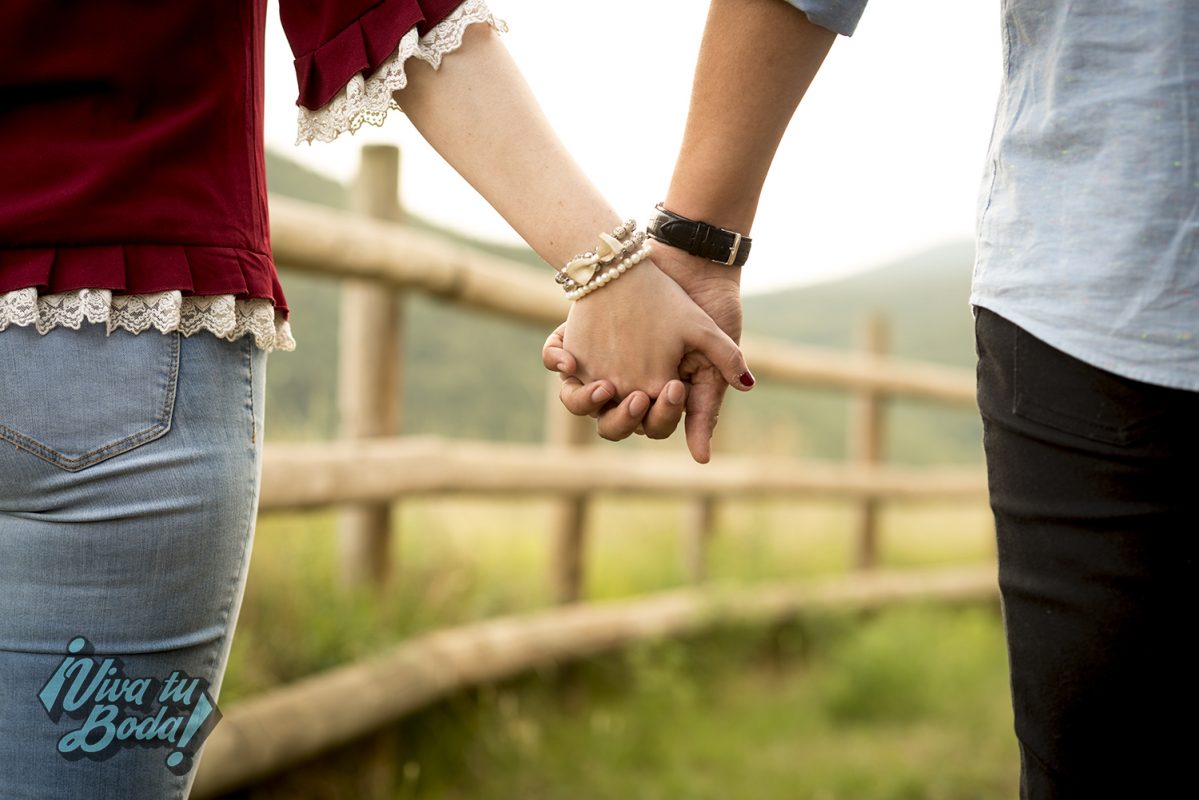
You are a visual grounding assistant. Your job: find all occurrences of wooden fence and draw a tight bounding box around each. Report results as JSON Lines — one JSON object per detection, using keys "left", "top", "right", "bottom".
{"left": 190, "top": 145, "right": 989, "bottom": 797}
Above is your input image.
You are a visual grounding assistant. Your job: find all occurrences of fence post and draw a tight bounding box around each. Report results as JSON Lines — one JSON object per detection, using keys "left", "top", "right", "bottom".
{"left": 336, "top": 145, "right": 405, "bottom": 590}
{"left": 545, "top": 373, "right": 593, "bottom": 604}
{"left": 850, "top": 312, "right": 888, "bottom": 571}
{"left": 681, "top": 496, "right": 716, "bottom": 584}
{"left": 680, "top": 417, "right": 726, "bottom": 583}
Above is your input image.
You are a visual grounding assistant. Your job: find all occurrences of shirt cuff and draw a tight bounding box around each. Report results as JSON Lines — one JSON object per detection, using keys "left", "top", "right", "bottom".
{"left": 783, "top": 0, "right": 869, "bottom": 36}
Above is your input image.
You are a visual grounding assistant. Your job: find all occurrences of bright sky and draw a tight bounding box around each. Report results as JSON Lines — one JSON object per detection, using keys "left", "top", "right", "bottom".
{"left": 263, "top": 1, "right": 1002, "bottom": 295}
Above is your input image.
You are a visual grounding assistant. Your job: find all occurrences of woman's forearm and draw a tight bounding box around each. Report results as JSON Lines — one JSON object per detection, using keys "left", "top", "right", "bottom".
{"left": 393, "top": 22, "right": 620, "bottom": 268}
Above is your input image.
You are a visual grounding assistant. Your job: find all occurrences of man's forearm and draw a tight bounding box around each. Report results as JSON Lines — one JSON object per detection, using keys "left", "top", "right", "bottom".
{"left": 665, "top": 0, "right": 837, "bottom": 236}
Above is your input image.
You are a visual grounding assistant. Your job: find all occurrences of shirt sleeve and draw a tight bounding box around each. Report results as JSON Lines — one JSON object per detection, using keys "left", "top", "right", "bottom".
{"left": 783, "top": 0, "right": 869, "bottom": 36}
{"left": 281, "top": 0, "right": 503, "bottom": 145}
{"left": 278, "top": 0, "right": 466, "bottom": 112}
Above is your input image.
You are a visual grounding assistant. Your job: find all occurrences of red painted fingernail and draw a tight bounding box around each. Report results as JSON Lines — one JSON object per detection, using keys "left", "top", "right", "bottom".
{"left": 738, "top": 371, "right": 755, "bottom": 388}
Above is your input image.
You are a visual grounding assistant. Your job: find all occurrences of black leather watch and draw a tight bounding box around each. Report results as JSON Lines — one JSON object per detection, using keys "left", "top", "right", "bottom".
{"left": 646, "top": 203, "right": 752, "bottom": 267}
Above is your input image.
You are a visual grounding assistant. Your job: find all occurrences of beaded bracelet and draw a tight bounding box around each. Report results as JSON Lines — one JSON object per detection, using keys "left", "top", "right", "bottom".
{"left": 555, "top": 219, "right": 639, "bottom": 291}
{"left": 563, "top": 240, "right": 653, "bottom": 301}
{"left": 555, "top": 231, "right": 645, "bottom": 292}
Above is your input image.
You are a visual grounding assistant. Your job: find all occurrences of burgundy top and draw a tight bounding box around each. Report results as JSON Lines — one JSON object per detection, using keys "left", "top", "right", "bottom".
{"left": 0, "top": 0, "right": 463, "bottom": 321}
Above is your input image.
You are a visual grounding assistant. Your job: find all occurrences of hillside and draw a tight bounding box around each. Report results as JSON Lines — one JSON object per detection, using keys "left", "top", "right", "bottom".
{"left": 742, "top": 241, "right": 977, "bottom": 367}
{"left": 262, "top": 149, "right": 983, "bottom": 466}
{"left": 730, "top": 242, "right": 982, "bottom": 465}
{"left": 262, "top": 149, "right": 553, "bottom": 444}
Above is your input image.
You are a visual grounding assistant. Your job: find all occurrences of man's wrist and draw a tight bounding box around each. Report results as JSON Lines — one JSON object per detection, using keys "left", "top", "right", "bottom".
{"left": 647, "top": 203, "right": 752, "bottom": 267}
{"left": 650, "top": 240, "right": 742, "bottom": 294}
{"left": 661, "top": 184, "right": 759, "bottom": 238}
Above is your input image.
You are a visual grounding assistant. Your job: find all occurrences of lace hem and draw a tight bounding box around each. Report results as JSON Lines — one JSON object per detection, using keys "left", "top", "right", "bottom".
{"left": 0, "top": 288, "right": 297, "bottom": 353}
{"left": 295, "top": 0, "right": 507, "bottom": 145}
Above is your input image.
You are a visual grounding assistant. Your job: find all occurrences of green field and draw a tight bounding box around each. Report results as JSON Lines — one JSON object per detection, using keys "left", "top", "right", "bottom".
{"left": 217, "top": 499, "right": 1015, "bottom": 799}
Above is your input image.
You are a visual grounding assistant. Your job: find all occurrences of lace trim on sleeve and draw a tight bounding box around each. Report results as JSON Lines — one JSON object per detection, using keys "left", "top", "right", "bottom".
{"left": 295, "top": 0, "right": 507, "bottom": 145}
{"left": 0, "top": 288, "right": 297, "bottom": 353}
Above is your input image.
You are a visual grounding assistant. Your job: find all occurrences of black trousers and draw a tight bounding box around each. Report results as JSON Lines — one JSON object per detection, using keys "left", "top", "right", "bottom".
{"left": 974, "top": 306, "right": 1198, "bottom": 797}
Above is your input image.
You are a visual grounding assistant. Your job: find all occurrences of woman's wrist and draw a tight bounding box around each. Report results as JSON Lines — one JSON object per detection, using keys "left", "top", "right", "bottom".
{"left": 552, "top": 217, "right": 656, "bottom": 301}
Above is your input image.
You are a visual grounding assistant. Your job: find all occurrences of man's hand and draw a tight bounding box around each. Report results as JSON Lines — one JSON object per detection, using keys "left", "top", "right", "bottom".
{"left": 651, "top": 242, "right": 746, "bottom": 462}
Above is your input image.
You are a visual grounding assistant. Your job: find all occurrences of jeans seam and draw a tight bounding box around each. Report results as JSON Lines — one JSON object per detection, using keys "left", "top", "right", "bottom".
{"left": 248, "top": 339, "right": 256, "bottom": 445}
{"left": 173, "top": 337, "right": 258, "bottom": 799}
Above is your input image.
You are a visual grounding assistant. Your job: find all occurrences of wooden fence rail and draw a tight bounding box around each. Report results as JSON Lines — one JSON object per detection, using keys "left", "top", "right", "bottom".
{"left": 257, "top": 437, "right": 986, "bottom": 509}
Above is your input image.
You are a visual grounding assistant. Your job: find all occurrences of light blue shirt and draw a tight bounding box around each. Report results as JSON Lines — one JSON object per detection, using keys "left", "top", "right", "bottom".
{"left": 973, "top": 0, "right": 1199, "bottom": 390}
{"left": 791, "top": 0, "right": 1199, "bottom": 391}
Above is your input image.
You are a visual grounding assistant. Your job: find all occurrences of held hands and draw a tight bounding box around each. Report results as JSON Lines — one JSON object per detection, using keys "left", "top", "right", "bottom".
{"left": 543, "top": 247, "right": 752, "bottom": 463}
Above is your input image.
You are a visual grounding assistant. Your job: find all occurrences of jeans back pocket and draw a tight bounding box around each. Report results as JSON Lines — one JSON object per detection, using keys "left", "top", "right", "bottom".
{"left": 0, "top": 322, "right": 180, "bottom": 472}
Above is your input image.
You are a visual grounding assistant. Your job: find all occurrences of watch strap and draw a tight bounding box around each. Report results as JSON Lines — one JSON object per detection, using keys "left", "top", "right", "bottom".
{"left": 646, "top": 204, "right": 752, "bottom": 267}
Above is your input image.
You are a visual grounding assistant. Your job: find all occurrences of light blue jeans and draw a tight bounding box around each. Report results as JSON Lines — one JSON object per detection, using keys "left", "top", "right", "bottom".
{"left": 0, "top": 321, "right": 267, "bottom": 799}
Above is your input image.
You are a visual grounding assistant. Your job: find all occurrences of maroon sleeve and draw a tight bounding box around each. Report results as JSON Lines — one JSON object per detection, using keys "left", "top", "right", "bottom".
{"left": 279, "top": 0, "right": 467, "bottom": 110}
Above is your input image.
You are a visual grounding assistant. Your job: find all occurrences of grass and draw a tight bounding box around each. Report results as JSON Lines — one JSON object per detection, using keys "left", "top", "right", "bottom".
{"left": 230, "top": 605, "right": 1017, "bottom": 800}
{"left": 214, "top": 497, "right": 1014, "bottom": 799}
{"left": 380, "top": 605, "right": 1018, "bottom": 800}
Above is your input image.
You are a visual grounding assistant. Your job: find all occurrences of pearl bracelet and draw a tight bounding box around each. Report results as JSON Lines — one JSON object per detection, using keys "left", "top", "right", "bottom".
{"left": 556, "top": 231, "right": 645, "bottom": 286}
{"left": 564, "top": 240, "right": 653, "bottom": 301}
{"left": 555, "top": 220, "right": 642, "bottom": 292}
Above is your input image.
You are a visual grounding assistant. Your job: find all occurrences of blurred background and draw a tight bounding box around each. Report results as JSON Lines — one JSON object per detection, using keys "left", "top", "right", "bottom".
{"left": 210, "top": 2, "right": 1016, "bottom": 798}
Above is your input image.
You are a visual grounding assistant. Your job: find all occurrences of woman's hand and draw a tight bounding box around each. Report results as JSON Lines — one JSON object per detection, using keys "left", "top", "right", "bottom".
{"left": 556, "top": 255, "right": 753, "bottom": 441}
{"left": 546, "top": 243, "right": 749, "bottom": 462}
{"left": 545, "top": 323, "right": 694, "bottom": 442}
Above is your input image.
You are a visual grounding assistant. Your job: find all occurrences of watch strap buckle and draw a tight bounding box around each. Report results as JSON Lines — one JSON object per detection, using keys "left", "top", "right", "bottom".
{"left": 723, "top": 232, "right": 743, "bottom": 266}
